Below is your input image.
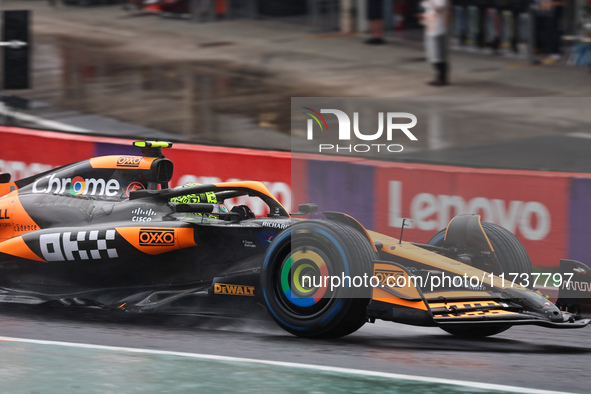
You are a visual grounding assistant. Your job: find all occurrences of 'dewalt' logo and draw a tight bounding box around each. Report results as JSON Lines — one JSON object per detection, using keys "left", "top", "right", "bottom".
{"left": 139, "top": 228, "right": 175, "bottom": 246}
{"left": 117, "top": 156, "right": 142, "bottom": 168}
{"left": 214, "top": 283, "right": 255, "bottom": 296}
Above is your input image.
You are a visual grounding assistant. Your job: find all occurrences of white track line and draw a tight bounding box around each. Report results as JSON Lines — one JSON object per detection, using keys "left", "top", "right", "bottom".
{"left": 0, "top": 336, "right": 569, "bottom": 394}
{"left": 567, "top": 132, "right": 591, "bottom": 139}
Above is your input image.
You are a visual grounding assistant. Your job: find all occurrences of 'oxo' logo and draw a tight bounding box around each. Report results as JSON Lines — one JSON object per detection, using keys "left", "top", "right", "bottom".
{"left": 139, "top": 229, "right": 175, "bottom": 246}
{"left": 117, "top": 156, "right": 142, "bottom": 167}
{"left": 303, "top": 107, "right": 418, "bottom": 141}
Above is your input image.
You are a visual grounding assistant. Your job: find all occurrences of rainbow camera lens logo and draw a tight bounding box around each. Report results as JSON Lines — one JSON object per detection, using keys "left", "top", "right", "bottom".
{"left": 281, "top": 250, "right": 329, "bottom": 307}
{"left": 70, "top": 176, "right": 86, "bottom": 195}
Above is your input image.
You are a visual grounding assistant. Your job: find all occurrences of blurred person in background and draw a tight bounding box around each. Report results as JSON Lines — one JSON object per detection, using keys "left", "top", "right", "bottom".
{"left": 366, "top": 0, "right": 385, "bottom": 44}
{"left": 216, "top": 0, "right": 227, "bottom": 20}
{"left": 419, "top": 0, "right": 451, "bottom": 86}
{"left": 123, "top": 0, "right": 143, "bottom": 11}
{"left": 537, "top": 0, "right": 565, "bottom": 64}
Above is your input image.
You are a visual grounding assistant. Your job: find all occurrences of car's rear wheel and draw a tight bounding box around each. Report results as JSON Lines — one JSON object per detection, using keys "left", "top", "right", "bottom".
{"left": 261, "top": 220, "right": 377, "bottom": 338}
{"left": 428, "top": 222, "right": 532, "bottom": 338}
{"left": 427, "top": 222, "right": 532, "bottom": 278}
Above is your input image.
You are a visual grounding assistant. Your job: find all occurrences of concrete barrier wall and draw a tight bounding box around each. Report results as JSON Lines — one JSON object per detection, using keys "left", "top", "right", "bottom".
{"left": 2, "top": 126, "right": 591, "bottom": 269}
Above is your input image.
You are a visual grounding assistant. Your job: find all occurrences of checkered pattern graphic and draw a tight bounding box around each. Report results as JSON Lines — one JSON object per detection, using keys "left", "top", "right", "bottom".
{"left": 41, "top": 230, "right": 119, "bottom": 262}
{"left": 66, "top": 230, "right": 118, "bottom": 260}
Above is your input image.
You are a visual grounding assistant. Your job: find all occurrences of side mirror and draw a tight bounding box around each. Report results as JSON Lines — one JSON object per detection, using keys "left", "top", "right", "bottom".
{"left": 0, "top": 173, "right": 11, "bottom": 183}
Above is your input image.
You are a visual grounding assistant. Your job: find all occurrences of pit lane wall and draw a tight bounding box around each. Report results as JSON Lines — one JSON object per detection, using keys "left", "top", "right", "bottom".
{"left": 1, "top": 126, "right": 591, "bottom": 269}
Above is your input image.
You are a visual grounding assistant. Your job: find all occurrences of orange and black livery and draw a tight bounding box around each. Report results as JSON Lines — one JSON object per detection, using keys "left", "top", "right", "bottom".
{"left": 0, "top": 141, "right": 589, "bottom": 338}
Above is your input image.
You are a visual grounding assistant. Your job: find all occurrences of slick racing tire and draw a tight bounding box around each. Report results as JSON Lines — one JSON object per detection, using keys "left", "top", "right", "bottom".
{"left": 261, "top": 220, "right": 377, "bottom": 338}
{"left": 428, "top": 222, "right": 532, "bottom": 338}
{"left": 428, "top": 222, "right": 532, "bottom": 277}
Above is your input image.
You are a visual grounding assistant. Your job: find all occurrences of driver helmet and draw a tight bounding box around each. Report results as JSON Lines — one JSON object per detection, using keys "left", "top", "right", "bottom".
{"left": 170, "top": 183, "right": 228, "bottom": 215}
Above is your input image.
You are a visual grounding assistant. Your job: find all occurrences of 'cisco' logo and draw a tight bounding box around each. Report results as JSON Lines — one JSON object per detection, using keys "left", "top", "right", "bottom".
{"left": 139, "top": 229, "right": 175, "bottom": 246}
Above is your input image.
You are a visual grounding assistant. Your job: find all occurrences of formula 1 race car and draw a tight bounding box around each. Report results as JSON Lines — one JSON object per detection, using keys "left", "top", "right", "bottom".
{"left": 0, "top": 141, "right": 589, "bottom": 338}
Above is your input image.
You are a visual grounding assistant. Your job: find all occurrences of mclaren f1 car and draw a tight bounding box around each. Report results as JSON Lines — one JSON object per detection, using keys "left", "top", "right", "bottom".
{"left": 0, "top": 141, "right": 589, "bottom": 338}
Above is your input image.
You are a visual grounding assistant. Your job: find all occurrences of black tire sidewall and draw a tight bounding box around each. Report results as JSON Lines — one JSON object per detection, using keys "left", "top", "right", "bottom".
{"left": 261, "top": 220, "right": 375, "bottom": 337}
{"left": 428, "top": 222, "right": 532, "bottom": 276}
{"left": 427, "top": 220, "right": 532, "bottom": 338}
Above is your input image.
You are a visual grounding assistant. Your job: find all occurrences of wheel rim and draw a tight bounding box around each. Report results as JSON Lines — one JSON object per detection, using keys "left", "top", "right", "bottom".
{"left": 276, "top": 246, "right": 336, "bottom": 314}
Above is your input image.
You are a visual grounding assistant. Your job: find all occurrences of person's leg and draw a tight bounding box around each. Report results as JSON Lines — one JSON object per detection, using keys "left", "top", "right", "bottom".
{"left": 366, "top": 0, "right": 385, "bottom": 44}
{"left": 443, "top": 62, "right": 450, "bottom": 82}
{"left": 427, "top": 62, "right": 443, "bottom": 85}
{"left": 372, "top": 19, "right": 385, "bottom": 38}
{"left": 549, "top": 7, "right": 563, "bottom": 56}
{"left": 435, "top": 62, "right": 444, "bottom": 78}
{"left": 430, "top": 62, "right": 447, "bottom": 85}
{"left": 428, "top": 35, "right": 449, "bottom": 86}
{"left": 541, "top": 9, "right": 562, "bottom": 64}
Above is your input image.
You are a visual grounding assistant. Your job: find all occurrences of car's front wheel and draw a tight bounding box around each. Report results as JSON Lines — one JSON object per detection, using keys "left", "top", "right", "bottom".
{"left": 261, "top": 220, "right": 377, "bottom": 338}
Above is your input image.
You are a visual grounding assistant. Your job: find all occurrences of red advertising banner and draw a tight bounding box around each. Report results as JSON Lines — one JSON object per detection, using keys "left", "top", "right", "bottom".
{"left": 0, "top": 127, "right": 96, "bottom": 180}
{"left": 373, "top": 162, "right": 572, "bottom": 268}
{"left": 0, "top": 127, "right": 293, "bottom": 216}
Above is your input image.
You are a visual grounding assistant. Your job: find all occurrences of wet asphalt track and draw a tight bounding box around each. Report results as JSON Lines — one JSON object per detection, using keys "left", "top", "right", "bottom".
{"left": 0, "top": 304, "right": 589, "bottom": 393}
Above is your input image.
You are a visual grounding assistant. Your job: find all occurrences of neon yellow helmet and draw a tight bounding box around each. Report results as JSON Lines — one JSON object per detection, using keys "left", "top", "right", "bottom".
{"left": 170, "top": 183, "right": 228, "bottom": 214}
